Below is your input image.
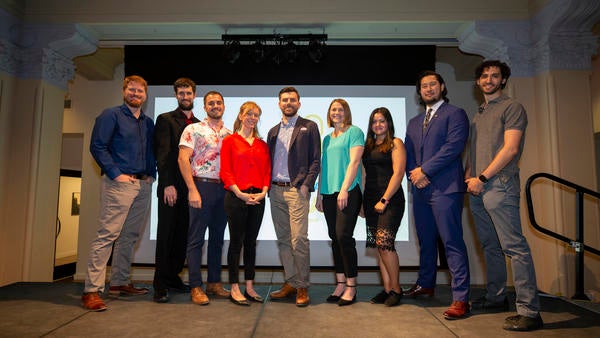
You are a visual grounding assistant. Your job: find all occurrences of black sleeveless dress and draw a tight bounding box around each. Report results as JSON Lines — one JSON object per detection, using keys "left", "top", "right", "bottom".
{"left": 362, "top": 142, "right": 406, "bottom": 251}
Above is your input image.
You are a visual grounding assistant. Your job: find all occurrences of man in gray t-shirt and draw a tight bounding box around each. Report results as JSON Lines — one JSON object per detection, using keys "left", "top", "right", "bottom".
{"left": 465, "top": 60, "right": 543, "bottom": 332}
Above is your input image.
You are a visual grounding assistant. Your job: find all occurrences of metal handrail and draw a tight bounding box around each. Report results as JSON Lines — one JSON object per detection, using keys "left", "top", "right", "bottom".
{"left": 525, "top": 172, "right": 600, "bottom": 300}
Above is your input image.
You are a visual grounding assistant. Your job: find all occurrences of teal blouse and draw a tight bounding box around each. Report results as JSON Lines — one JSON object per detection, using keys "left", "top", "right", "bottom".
{"left": 320, "top": 125, "right": 365, "bottom": 194}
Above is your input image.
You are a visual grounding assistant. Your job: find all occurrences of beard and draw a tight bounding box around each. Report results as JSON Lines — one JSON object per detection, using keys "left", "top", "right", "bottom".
{"left": 125, "top": 96, "right": 144, "bottom": 108}
{"left": 207, "top": 110, "right": 223, "bottom": 120}
{"left": 178, "top": 100, "right": 194, "bottom": 111}
{"left": 281, "top": 106, "right": 298, "bottom": 117}
{"left": 421, "top": 96, "right": 440, "bottom": 105}
{"left": 481, "top": 84, "right": 502, "bottom": 95}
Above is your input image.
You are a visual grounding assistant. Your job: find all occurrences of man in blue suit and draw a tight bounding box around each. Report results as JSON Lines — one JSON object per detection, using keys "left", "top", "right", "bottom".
{"left": 404, "top": 71, "right": 471, "bottom": 320}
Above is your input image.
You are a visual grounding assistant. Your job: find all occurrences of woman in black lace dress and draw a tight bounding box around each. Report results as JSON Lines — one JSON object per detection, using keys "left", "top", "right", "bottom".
{"left": 362, "top": 107, "right": 406, "bottom": 307}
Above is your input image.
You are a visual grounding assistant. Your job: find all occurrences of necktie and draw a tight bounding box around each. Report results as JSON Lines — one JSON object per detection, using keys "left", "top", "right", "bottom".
{"left": 423, "top": 108, "right": 432, "bottom": 130}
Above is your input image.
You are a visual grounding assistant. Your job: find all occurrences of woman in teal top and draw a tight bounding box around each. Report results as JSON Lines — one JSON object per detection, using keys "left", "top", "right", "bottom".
{"left": 316, "top": 98, "right": 364, "bottom": 306}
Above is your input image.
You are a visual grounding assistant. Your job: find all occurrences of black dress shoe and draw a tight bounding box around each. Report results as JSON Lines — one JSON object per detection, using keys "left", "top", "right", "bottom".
{"left": 229, "top": 295, "right": 250, "bottom": 306}
{"left": 503, "top": 314, "right": 543, "bottom": 331}
{"left": 384, "top": 290, "right": 403, "bottom": 307}
{"left": 244, "top": 290, "right": 264, "bottom": 303}
{"left": 370, "top": 289, "right": 389, "bottom": 304}
{"left": 471, "top": 296, "right": 509, "bottom": 312}
{"left": 403, "top": 284, "right": 434, "bottom": 298}
{"left": 168, "top": 283, "right": 191, "bottom": 293}
{"left": 153, "top": 289, "right": 170, "bottom": 303}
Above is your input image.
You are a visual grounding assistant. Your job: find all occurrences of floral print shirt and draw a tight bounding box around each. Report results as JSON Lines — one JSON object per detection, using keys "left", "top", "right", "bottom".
{"left": 179, "top": 118, "right": 232, "bottom": 179}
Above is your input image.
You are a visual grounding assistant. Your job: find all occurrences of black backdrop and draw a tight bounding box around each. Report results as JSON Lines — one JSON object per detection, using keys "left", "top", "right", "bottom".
{"left": 124, "top": 45, "right": 435, "bottom": 86}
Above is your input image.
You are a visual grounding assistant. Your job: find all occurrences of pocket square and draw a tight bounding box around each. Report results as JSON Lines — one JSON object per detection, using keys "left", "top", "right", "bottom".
{"left": 300, "top": 127, "right": 308, "bottom": 131}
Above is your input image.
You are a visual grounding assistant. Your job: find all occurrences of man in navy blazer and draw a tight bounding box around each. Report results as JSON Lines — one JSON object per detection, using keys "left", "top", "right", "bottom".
{"left": 267, "top": 87, "right": 321, "bottom": 307}
{"left": 404, "top": 71, "right": 471, "bottom": 319}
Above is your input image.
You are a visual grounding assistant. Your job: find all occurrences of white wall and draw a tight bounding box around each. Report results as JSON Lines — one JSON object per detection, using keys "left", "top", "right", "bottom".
{"left": 56, "top": 176, "right": 81, "bottom": 259}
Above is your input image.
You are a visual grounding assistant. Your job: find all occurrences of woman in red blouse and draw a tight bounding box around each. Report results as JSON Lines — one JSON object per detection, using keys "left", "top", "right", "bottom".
{"left": 220, "top": 101, "right": 271, "bottom": 306}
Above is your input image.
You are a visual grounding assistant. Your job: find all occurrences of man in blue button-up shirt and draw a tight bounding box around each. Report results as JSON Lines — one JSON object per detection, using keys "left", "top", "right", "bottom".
{"left": 267, "top": 87, "right": 321, "bottom": 307}
{"left": 82, "top": 75, "right": 156, "bottom": 311}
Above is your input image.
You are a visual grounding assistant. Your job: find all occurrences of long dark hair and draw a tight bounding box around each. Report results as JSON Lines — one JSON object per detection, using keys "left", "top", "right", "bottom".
{"left": 364, "top": 107, "right": 395, "bottom": 154}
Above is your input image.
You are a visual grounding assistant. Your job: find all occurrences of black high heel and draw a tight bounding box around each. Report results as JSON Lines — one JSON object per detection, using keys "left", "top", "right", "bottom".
{"left": 244, "top": 290, "right": 264, "bottom": 303}
{"left": 338, "top": 285, "right": 357, "bottom": 306}
{"left": 326, "top": 281, "right": 345, "bottom": 303}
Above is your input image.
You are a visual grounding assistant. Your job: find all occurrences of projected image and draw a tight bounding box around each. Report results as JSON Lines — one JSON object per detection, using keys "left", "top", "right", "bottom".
{"left": 150, "top": 95, "right": 407, "bottom": 241}
{"left": 133, "top": 85, "right": 421, "bottom": 266}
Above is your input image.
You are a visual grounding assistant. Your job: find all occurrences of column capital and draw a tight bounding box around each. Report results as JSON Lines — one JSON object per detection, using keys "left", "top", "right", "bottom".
{"left": 1, "top": 10, "right": 97, "bottom": 88}
{"left": 458, "top": 0, "right": 600, "bottom": 77}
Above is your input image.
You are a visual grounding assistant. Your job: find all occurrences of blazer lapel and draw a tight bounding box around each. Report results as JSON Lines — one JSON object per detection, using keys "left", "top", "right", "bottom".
{"left": 289, "top": 117, "right": 303, "bottom": 147}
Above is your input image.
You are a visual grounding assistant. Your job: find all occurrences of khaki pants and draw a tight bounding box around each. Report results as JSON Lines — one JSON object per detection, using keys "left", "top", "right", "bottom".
{"left": 269, "top": 185, "right": 311, "bottom": 288}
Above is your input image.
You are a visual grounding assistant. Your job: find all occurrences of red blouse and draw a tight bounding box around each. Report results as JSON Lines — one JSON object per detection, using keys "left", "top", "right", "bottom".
{"left": 220, "top": 133, "right": 272, "bottom": 191}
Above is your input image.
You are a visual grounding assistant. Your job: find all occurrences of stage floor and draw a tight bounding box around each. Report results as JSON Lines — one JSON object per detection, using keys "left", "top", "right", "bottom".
{"left": 1, "top": 277, "right": 599, "bottom": 337}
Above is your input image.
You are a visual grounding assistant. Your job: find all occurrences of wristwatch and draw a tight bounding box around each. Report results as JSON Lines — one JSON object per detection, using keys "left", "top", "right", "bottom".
{"left": 380, "top": 198, "right": 388, "bottom": 204}
{"left": 478, "top": 174, "right": 488, "bottom": 183}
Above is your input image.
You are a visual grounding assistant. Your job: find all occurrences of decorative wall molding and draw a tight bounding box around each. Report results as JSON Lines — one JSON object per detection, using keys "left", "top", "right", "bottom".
{"left": 0, "top": 12, "right": 98, "bottom": 89}
{"left": 458, "top": 0, "right": 600, "bottom": 77}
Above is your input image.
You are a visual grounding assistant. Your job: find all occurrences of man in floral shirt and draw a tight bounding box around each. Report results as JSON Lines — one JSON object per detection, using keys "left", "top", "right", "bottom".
{"left": 178, "top": 91, "right": 232, "bottom": 305}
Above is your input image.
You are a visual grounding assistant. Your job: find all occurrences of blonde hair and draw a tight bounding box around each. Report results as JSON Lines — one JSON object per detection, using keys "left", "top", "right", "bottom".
{"left": 233, "top": 101, "right": 262, "bottom": 138}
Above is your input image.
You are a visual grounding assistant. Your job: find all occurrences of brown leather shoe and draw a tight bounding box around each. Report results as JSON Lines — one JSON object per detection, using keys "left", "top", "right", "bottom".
{"left": 296, "top": 288, "right": 310, "bottom": 307}
{"left": 109, "top": 283, "right": 149, "bottom": 296}
{"left": 206, "top": 282, "right": 230, "bottom": 298}
{"left": 82, "top": 292, "right": 107, "bottom": 311}
{"left": 270, "top": 283, "right": 297, "bottom": 300}
{"left": 403, "top": 284, "right": 434, "bottom": 298}
{"left": 443, "top": 300, "right": 470, "bottom": 320}
{"left": 191, "top": 286, "right": 210, "bottom": 305}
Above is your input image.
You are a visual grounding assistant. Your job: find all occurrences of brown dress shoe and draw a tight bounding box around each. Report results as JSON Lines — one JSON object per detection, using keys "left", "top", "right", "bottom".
{"left": 206, "top": 282, "right": 231, "bottom": 298}
{"left": 443, "top": 300, "right": 470, "bottom": 320}
{"left": 296, "top": 288, "right": 310, "bottom": 307}
{"left": 270, "top": 283, "right": 297, "bottom": 299}
{"left": 403, "top": 284, "right": 434, "bottom": 298}
{"left": 82, "top": 292, "right": 107, "bottom": 311}
{"left": 191, "top": 286, "right": 210, "bottom": 305}
{"left": 109, "top": 283, "right": 149, "bottom": 296}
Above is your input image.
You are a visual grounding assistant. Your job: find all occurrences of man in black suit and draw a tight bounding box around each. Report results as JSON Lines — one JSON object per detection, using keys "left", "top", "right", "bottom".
{"left": 268, "top": 87, "right": 321, "bottom": 307}
{"left": 152, "top": 77, "right": 200, "bottom": 302}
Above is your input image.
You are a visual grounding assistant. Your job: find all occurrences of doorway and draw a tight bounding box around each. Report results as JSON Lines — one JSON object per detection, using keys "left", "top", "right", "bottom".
{"left": 54, "top": 133, "right": 83, "bottom": 280}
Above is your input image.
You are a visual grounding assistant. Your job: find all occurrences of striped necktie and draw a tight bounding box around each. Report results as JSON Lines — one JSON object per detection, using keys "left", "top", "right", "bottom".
{"left": 423, "top": 108, "right": 433, "bottom": 130}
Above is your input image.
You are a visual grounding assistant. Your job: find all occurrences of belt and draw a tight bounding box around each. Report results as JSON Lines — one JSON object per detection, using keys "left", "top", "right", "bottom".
{"left": 241, "top": 187, "right": 262, "bottom": 193}
{"left": 126, "top": 173, "right": 149, "bottom": 180}
{"left": 193, "top": 177, "right": 222, "bottom": 184}
{"left": 272, "top": 181, "right": 292, "bottom": 187}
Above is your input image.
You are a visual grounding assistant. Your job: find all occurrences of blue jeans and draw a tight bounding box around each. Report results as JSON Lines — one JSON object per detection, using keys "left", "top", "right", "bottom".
{"left": 187, "top": 181, "right": 227, "bottom": 287}
{"left": 469, "top": 172, "right": 540, "bottom": 317}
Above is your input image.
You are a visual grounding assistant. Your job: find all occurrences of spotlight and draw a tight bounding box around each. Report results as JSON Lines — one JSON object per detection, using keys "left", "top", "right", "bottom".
{"left": 250, "top": 40, "right": 266, "bottom": 63}
{"left": 307, "top": 39, "right": 325, "bottom": 63}
{"left": 223, "top": 40, "right": 240, "bottom": 64}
